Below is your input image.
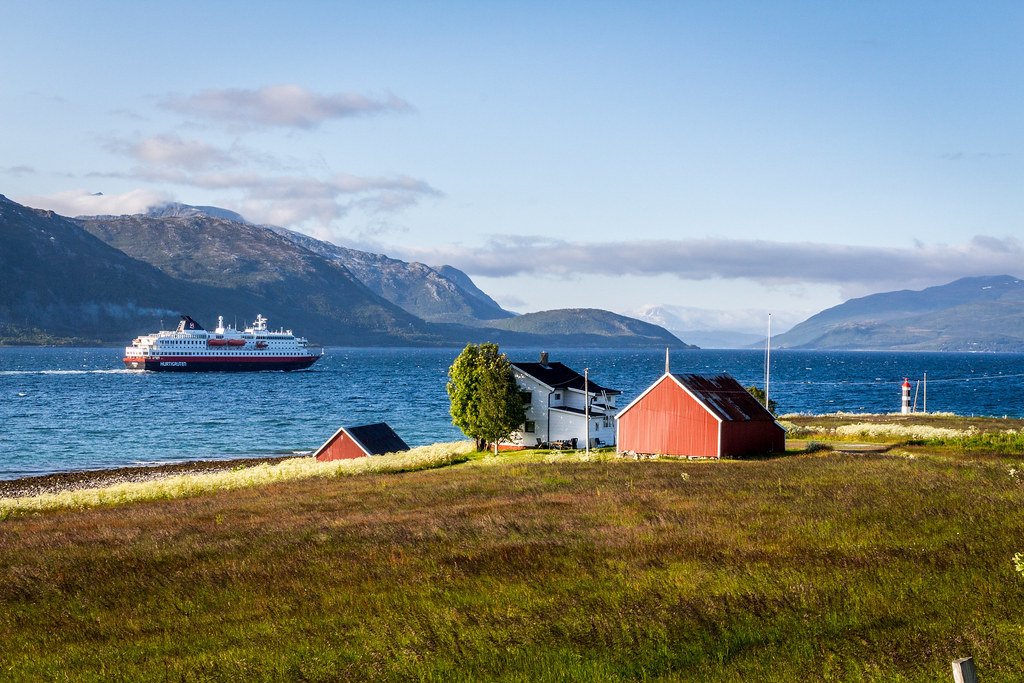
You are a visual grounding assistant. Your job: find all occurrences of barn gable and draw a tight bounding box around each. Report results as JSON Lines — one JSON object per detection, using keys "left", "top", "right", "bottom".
{"left": 616, "top": 372, "right": 785, "bottom": 458}
{"left": 314, "top": 422, "right": 410, "bottom": 462}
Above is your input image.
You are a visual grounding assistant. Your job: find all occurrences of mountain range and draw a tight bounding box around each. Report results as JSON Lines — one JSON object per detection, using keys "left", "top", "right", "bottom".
{"left": 0, "top": 195, "right": 688, "bottom": 348}
{"left": 770, "top": 275, "right": 1024, "bottom": 352}
{"left": 6, "top": 194, "right": 1022, "bottom": 352}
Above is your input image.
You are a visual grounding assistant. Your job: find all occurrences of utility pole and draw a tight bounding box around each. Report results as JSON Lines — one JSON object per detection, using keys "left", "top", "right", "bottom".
{"left": 585, "top": 367, "right": 590, "bottom": 456}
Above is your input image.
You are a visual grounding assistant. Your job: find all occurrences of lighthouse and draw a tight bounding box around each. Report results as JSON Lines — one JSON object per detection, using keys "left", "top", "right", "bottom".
{"left": 901, "top": 378, "right": 911, "bottom": 415}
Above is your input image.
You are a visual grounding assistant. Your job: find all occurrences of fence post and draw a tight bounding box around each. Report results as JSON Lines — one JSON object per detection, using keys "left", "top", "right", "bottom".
{"left": 952, "top": 657, "right": 977, "bottom": 683}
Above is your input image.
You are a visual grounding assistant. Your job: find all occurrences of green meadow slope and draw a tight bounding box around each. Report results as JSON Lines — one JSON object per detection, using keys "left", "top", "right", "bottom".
{"left": 1, "top": 434, "right": 1022, "bottom": 681}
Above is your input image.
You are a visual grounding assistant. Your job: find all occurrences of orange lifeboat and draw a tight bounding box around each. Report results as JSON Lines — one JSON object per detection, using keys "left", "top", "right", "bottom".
{"left": 207, "top": 338, "right": 228, "bottom": 347}
{"left": 256, "top": 341, "right": 268, "bottom": 349}
{"left": 227, "top": 339, "right": 245, "bottom": 347}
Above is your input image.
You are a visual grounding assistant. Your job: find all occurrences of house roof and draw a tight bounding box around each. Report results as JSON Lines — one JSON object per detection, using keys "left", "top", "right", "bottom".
{"left": 671, "top": 373, "right": 776, "bottom": 422}
{"left": 512, "top": 361, "right": 621, "bottom": 395}
{"left": 314, "top": 422, "right": 410, "bottom": 458}
{"left": 616, "top": 372, "right": 776, "bottom": 423}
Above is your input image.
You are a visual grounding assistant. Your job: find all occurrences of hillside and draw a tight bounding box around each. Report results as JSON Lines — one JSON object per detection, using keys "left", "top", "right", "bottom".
{"left": 772, "top": 275, "right": 1024, "bottom": 351}
{"left": 2, "top": 432, "right": 1023, "bottom": 679}
{"left": 76, "top": 213, "right": 441, "bottom": 346}
{"left": 269, "top": 226, "right": 514, "bottom": 324}
{"left": 481, "top": 308, "right": 695, "bottom": 348}
{"left": 0, "top": 194, "right": 248, "bottom": 344}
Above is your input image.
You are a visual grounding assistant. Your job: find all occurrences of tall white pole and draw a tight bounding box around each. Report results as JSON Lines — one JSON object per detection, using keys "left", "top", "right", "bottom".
{"left": 584, "top": 367, "right": 590, "bottom": 456}
{"left": 765, "top": 313, "right": 772, "bottom": 408}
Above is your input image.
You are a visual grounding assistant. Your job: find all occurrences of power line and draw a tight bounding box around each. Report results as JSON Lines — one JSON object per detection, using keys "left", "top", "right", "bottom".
{"left": 765, "top": 372, "right": 1024, "bottom": 387}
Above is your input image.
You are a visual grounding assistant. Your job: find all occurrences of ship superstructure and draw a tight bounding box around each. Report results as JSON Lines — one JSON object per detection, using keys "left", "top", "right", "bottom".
{"left": 124, "top": 314, "right": 323, "bottom": 371}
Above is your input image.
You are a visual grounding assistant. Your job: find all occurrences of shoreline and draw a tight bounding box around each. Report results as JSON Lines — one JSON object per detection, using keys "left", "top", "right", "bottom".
{"left": 0, "top": 455, "right": 297, "bottom": 500}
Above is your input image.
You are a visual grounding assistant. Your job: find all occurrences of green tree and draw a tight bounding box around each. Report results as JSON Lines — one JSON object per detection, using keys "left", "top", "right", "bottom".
{"left": 746, "top": 385, "right": 778, "bottom": 415}
{"left": 447, "top": 343, "right": 527, "bottom": 454}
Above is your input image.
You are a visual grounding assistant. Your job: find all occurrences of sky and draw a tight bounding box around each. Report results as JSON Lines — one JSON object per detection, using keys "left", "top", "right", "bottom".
{"left": 3, "top": 1, "right": 1023, "bottom": 334}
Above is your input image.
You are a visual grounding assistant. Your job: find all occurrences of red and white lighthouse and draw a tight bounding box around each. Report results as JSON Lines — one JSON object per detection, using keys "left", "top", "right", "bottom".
{"left": 901, "top": 378, "right": 911, "bottom": 415}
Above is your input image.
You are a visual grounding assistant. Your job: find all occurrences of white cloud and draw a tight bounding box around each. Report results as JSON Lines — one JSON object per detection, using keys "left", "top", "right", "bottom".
{"left": 111, "top": 134, "right": 236, "bottom": 170}
{"left": 161, "top": 84, "right": 413, "bottom": 129}
{"left": 100, "top": 167, "right": 441, "bottom": 229}
{"left": 15, "top": 189, "right": 172, "bottom": 217}
{"left": 389, "top": 234, "right": 1024, "bottom": 296}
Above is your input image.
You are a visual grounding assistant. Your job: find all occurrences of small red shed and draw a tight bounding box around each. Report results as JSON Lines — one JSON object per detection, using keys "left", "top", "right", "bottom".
{"left": 616, "top": 373, "right": 785, "bottom": 458}
{"left": 314, "top": 422, "right": 410, "bottom": 461}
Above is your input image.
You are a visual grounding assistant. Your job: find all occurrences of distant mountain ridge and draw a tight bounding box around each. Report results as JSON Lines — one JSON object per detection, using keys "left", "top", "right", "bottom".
{"left": 140, "top": 203, "right": 513, "bottom": 324}
{"left": 0, "top": 196, "right": 685, "bottom": 348}
{"left": 268, "top": 226, "right": 514, "bottom": 324}
{"left": 0, "top": 194, "right": 250, "bottom": 343}
{"left": 481, "top": 308, "right": 696, "bottom": 348}
{"left": 772, "top": 275, "right": 1024, "bottom": 351}
{"left": 77, "top": 212, "right": 440, "bottom": 346}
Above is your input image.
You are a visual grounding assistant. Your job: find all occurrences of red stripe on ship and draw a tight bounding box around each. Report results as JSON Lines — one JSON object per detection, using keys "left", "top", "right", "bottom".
{"left": 123, "top": 356, "right": 316, "bottom": 363}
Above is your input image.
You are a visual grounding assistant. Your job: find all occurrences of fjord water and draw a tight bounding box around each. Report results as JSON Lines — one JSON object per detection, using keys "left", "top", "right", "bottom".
{"left": 2, "top": 346, "right": 1024, "bottom": 479}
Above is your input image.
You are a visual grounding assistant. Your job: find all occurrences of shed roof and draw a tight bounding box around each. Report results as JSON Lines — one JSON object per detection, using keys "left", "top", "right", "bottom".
{"left": 671, "top": 373, "right": 776, "bottom": 422}
{"left": 512, "top": 361, "right": 620, "bottom": 395}
{"left": 346, "top": 423, "right": 411, "bottom": 455}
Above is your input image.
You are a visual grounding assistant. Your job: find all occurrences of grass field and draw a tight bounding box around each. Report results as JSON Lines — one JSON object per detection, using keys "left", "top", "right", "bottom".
{"left": 2, "top": 420, "right": 1023, "bottom": 681}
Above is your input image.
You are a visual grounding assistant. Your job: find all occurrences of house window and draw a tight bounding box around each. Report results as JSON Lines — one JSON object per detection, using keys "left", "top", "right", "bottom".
{"left": 553, "top": 392, "right": 561, "bottom": 401}
{"left": 524, "top": 421, "right": 536, "bottom": 433}
{"left": 520, "top": 390, "right": 532, "bottom": 407}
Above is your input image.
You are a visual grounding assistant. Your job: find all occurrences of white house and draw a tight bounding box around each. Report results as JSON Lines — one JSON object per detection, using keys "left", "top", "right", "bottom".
{"left": 504, "top": 352, "right": 620, "bottom": 449}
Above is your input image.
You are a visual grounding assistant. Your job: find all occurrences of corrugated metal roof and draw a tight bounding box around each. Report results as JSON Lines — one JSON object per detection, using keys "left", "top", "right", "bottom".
{"left": 512, "top": 361, "right": 621, "bottom": 395}
{"left": 671, "top": 373, "right": 775, "bottom": 422}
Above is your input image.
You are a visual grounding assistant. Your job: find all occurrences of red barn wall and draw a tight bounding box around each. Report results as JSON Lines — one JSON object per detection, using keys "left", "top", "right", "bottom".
{"left": 720, "top": 421, "right": 786, "bottom": 457}
{"left": 618, "top": 376, "right": 720, "bottom": 458}
{"left": 316, "top": 431, "right": 368, "bottom": 461}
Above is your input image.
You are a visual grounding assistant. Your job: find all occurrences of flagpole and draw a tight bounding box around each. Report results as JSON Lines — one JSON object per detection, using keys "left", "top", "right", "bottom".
{"left": 765, "top": 313, "right": 772, "bottom": 408}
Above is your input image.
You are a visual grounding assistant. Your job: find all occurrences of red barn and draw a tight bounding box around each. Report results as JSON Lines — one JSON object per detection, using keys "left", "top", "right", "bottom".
{"left": 314, "top": 422, "right": 410, "bottom": 461}
{"left": 616, "top": 373, "right": 785, "bottom": 458}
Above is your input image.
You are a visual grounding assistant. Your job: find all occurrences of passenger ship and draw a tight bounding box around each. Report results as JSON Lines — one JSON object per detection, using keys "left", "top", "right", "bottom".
{"left": 124, "top": 314, "right": 323, "bottom": 372}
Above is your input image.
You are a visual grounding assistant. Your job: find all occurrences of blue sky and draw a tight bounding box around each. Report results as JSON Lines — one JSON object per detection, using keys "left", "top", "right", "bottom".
{"left": 3, "top": 2, "right": 1022, "bottom": 333}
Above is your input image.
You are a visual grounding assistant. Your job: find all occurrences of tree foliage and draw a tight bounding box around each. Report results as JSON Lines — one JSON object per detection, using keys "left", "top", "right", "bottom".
{"left": 745, "top": 385, "right": 778, "bottom": 415}
{"left": 447, "top": 343, "right": 527, "bottom": 453}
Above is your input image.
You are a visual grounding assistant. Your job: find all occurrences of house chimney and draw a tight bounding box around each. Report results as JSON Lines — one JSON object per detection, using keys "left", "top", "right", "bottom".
{"left": 539, "top": 351, "right": 549, "bottom": 365}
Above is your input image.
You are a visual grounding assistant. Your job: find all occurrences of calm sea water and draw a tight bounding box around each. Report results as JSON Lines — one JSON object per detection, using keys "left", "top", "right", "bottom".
{"left": 2, "top": 346, "right": 1024, "bottom": 479}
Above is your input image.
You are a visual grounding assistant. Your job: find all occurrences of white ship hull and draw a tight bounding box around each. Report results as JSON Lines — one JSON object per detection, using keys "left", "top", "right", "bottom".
{"left": 123, "top": 314, "right": 323, "bottom": 372}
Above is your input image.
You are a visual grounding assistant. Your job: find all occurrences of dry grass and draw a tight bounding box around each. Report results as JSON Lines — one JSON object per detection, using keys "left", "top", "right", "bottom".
{"left": 1, "top": 443, "right": 1022, "bottom": 681}
{"left": 0, "top": 441, "right": 474, "bottom": 519}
